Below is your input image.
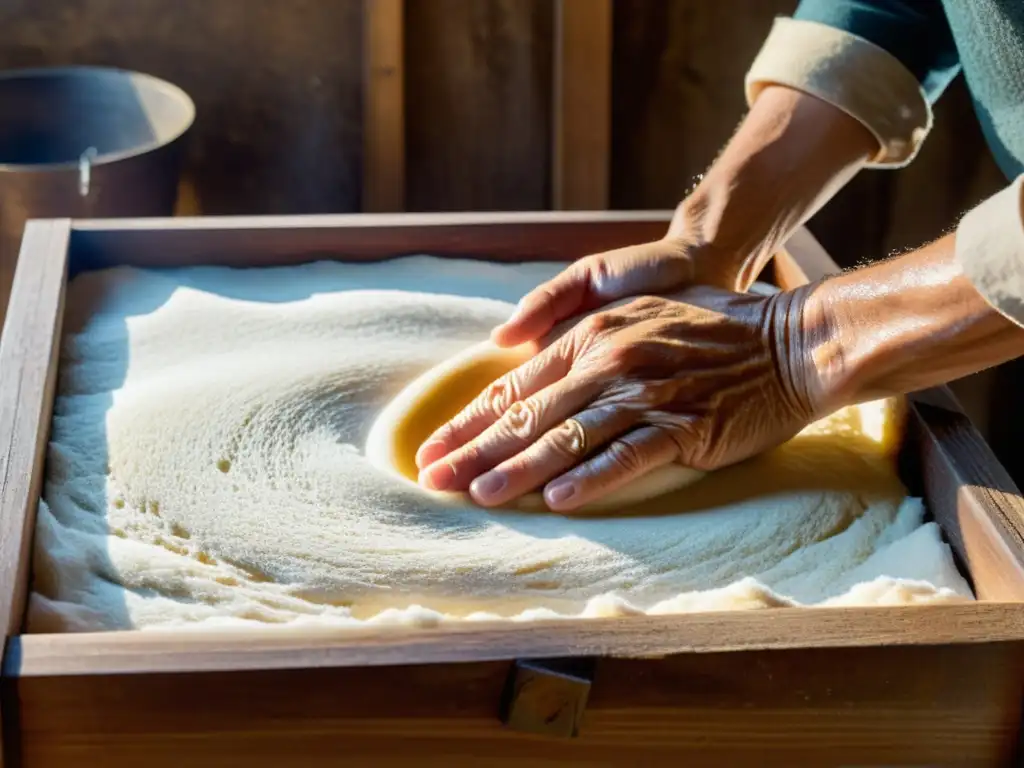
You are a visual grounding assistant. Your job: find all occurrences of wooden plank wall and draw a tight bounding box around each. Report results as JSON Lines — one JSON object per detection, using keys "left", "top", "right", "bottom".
{"left": 363, "top": 0, "right": 406, "bottom": 213}
{"left": 403, "top": 0, "right": 553, "bottom": 212}
{"left": 0, "top": 0, "right": 1004, "bottom": 262}
{"left": 553, "top": 0, "right": 612, "bottom": 210}
{"left": 0, "top": 0, "right": 1016, "bottom": 471}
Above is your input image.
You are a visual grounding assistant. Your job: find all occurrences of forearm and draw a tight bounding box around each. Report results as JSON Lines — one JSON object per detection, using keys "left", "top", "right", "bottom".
{"left": 671, "top": 86, "right": 878, "bottom": 291}
{"left": 807, "top": 234, "right": 1024, "bottom": 410}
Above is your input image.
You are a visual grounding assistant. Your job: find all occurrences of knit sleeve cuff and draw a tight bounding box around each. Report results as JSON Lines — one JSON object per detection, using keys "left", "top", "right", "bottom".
{"left": 745, "top": 17, "right": 932, "bottom": 168}
{"left": 955, "top": 176, "right": 1024, "bottom": 328}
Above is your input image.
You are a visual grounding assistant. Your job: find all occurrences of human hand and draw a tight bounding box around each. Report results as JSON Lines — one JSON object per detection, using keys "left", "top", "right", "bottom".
{"left": 416, "top": 285, "right": 833, "bottom": 513}
{"left": 491, "top": 235, "right": 743, "bottom": 350}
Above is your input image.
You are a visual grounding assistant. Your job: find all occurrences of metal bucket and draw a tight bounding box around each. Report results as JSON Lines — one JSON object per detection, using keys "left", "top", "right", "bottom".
{"left": 0, "top": 65, "right": 195, "bottom": 312}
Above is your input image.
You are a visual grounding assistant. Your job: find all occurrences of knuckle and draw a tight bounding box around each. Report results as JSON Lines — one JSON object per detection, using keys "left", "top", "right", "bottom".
{"left": 606, "top": 439, "right": 645, "bottom": 475}
{"left": 580, "top": 312, "right": 610, "bottom": 336}
{"left": 663, "top": 419, "right": 710, "bottom": 468}
{"left": 466, "top": 397, "right": 492, "bottom": 424}
{"left": 549, "top": 419, "right": 588, "bottom": 459}
{"left": 483, "top": 374, "right": 520, "bottom": 418}
{"left": 631, "top": 295, "right": 662, "bottom": 313}
{"left": 498, "top": 399, "right": 542, "bottom": 442}
{"left": 634, "top": 382, "right": 664, "bottom": 408}
{"left": 607, "top": 380, "right": 661, "bottom": 409}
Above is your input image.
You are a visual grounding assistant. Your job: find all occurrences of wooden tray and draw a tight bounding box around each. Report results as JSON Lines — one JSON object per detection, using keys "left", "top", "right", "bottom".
{"left": 2, "top": 213, "right": 1024, "bottom": 767}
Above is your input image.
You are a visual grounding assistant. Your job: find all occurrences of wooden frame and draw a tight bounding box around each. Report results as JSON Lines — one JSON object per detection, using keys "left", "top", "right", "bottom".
{"left": 1, "top": 212, "right": 1024, "bottom": 766}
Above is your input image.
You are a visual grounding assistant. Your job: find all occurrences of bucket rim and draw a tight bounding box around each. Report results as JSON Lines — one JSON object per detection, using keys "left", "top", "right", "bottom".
{"left": 0, "top": 64, "right": 196, "bottom": 173}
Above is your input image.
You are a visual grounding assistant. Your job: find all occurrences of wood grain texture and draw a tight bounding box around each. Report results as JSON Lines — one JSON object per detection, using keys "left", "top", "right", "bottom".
{"left": 552, "top": 0, "right": 612, "bottom": 210}
{"left": 404, "top": 0, "right": 553, "bottom": 211}
{"left": 8, "top": 642, "right": 1024, "bottom": 766}
{"left": 68, "top": 211, "right": 673, "bottom": 271}
{"left": 911, "top": 392, "right": 1024, "bottom": 601}
{"left": 9, "top": 603, "right": 1024, "bottom": 679}
{"left": 0, "top": 221, "right": 69, "bottom": 646}
{"left": 0, "top": 220, "right": 70, "bottom": 768}
{"left": 362, "top": 0, "right": 405, "bottom": 212}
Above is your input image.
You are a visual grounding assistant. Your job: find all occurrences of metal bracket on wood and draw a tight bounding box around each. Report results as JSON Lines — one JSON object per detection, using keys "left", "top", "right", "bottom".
{"left": 500, "top": 657, "right": 595, "bottom": 739}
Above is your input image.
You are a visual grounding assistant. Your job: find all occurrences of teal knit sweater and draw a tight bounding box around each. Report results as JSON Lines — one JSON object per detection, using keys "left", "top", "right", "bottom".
{"left": 796, "top": 0, "right": 1024, "bottom": 180}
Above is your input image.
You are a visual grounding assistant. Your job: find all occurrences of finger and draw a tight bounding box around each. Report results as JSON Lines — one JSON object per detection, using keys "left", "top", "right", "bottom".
{"left": 491, "top": 246, "right": 693, "bottom": 348}
{"left": 468, "top": 404, "right": 640, "bottom": 506}
{"left": 543, "top": 425, "right": 683, "bottom": 513}
{"left": 420, "top": 372, "right": 602, "bottom": 493}
{"left": 414, "top": 342, "right": 572, "bottom": 471}
{"left": 491, "top": 262, "right": 593, "bottom": 348}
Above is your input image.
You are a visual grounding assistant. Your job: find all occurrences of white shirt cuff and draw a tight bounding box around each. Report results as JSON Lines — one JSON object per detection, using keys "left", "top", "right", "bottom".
{"left": 955, "top": 176, "right": 1024, "bottom": 328}
{"left": 745, "top": 17, "right": 932, "bottom": 168}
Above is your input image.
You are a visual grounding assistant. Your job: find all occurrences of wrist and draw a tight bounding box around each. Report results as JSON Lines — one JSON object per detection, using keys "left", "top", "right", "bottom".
{"left": 797, "top": 277, "right": 859, "bottom": 414}
{"left": 800, "top": 235, "right": 1024, "bottom": 409}
{"left": 666, "top": 86, "right": 878, "bottom": 293}
{"left": 665, "top": 192, "right": 775, "bottom": 292}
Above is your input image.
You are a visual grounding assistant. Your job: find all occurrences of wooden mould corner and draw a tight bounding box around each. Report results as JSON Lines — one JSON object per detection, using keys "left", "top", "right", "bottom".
{"left": 0, "top": 212, "right": 1023, "bottom": 767}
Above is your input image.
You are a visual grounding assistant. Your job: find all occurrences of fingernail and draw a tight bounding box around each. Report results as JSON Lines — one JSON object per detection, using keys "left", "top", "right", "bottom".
{"left": 470, "top": 471, "right": 507, "bottom": 501}
{"left": 420, "top": 461, "right": 455, "bottom": 491}
{"left": 415, "top": 440, "right": 447, "bottom": 469}
{"left": 545, "top": 481, "right": 576, "bottom": 506}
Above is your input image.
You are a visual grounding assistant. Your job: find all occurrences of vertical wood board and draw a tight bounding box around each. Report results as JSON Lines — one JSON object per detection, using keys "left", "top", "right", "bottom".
{"left": 0, "top": 220, "right": 71, "bottom": 768}
{"left": 363, "top": 0, "right": 406, "bottom": 212}
{"left": 552, "top": 0, "right": 612, "bottom": 210}
{"left": 404, "top": 0, "right": 553, "bottom": 211}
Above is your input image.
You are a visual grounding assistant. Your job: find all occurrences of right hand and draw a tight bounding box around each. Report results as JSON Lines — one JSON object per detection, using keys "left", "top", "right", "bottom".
{"left": 420, "top": 284, "right": 832, "bottom": 511}
{"left": 492, "top": 235, "right": 743, "bottom": 349}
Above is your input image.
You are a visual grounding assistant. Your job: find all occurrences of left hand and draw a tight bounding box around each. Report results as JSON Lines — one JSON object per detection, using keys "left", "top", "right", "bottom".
{"left": 414, "top": 286, "right": 830, "bottom": 513}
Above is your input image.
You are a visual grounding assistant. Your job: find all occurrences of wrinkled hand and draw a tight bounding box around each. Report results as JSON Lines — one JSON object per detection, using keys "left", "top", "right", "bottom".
{"left": 491, "top": 236, "right": 742, "bottom": 349}
{"left": 416, "top": 286, "right": 830, "bottom": 513}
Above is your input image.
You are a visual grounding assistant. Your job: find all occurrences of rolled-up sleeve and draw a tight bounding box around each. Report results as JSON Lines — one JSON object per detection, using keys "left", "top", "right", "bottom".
{"left": 745, "top": 2, "right": 1024, "bottom": 325}
{"left": 745, "top": 1, "right": 961, "bottom": 168}
{"left": 956, "top": 177, "right": 1024, "bottom": 328}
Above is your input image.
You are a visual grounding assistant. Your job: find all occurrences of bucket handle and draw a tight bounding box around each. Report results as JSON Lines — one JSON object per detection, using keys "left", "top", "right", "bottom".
{"left": 78, "top": 147, "right": 98, "bottom": 198}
